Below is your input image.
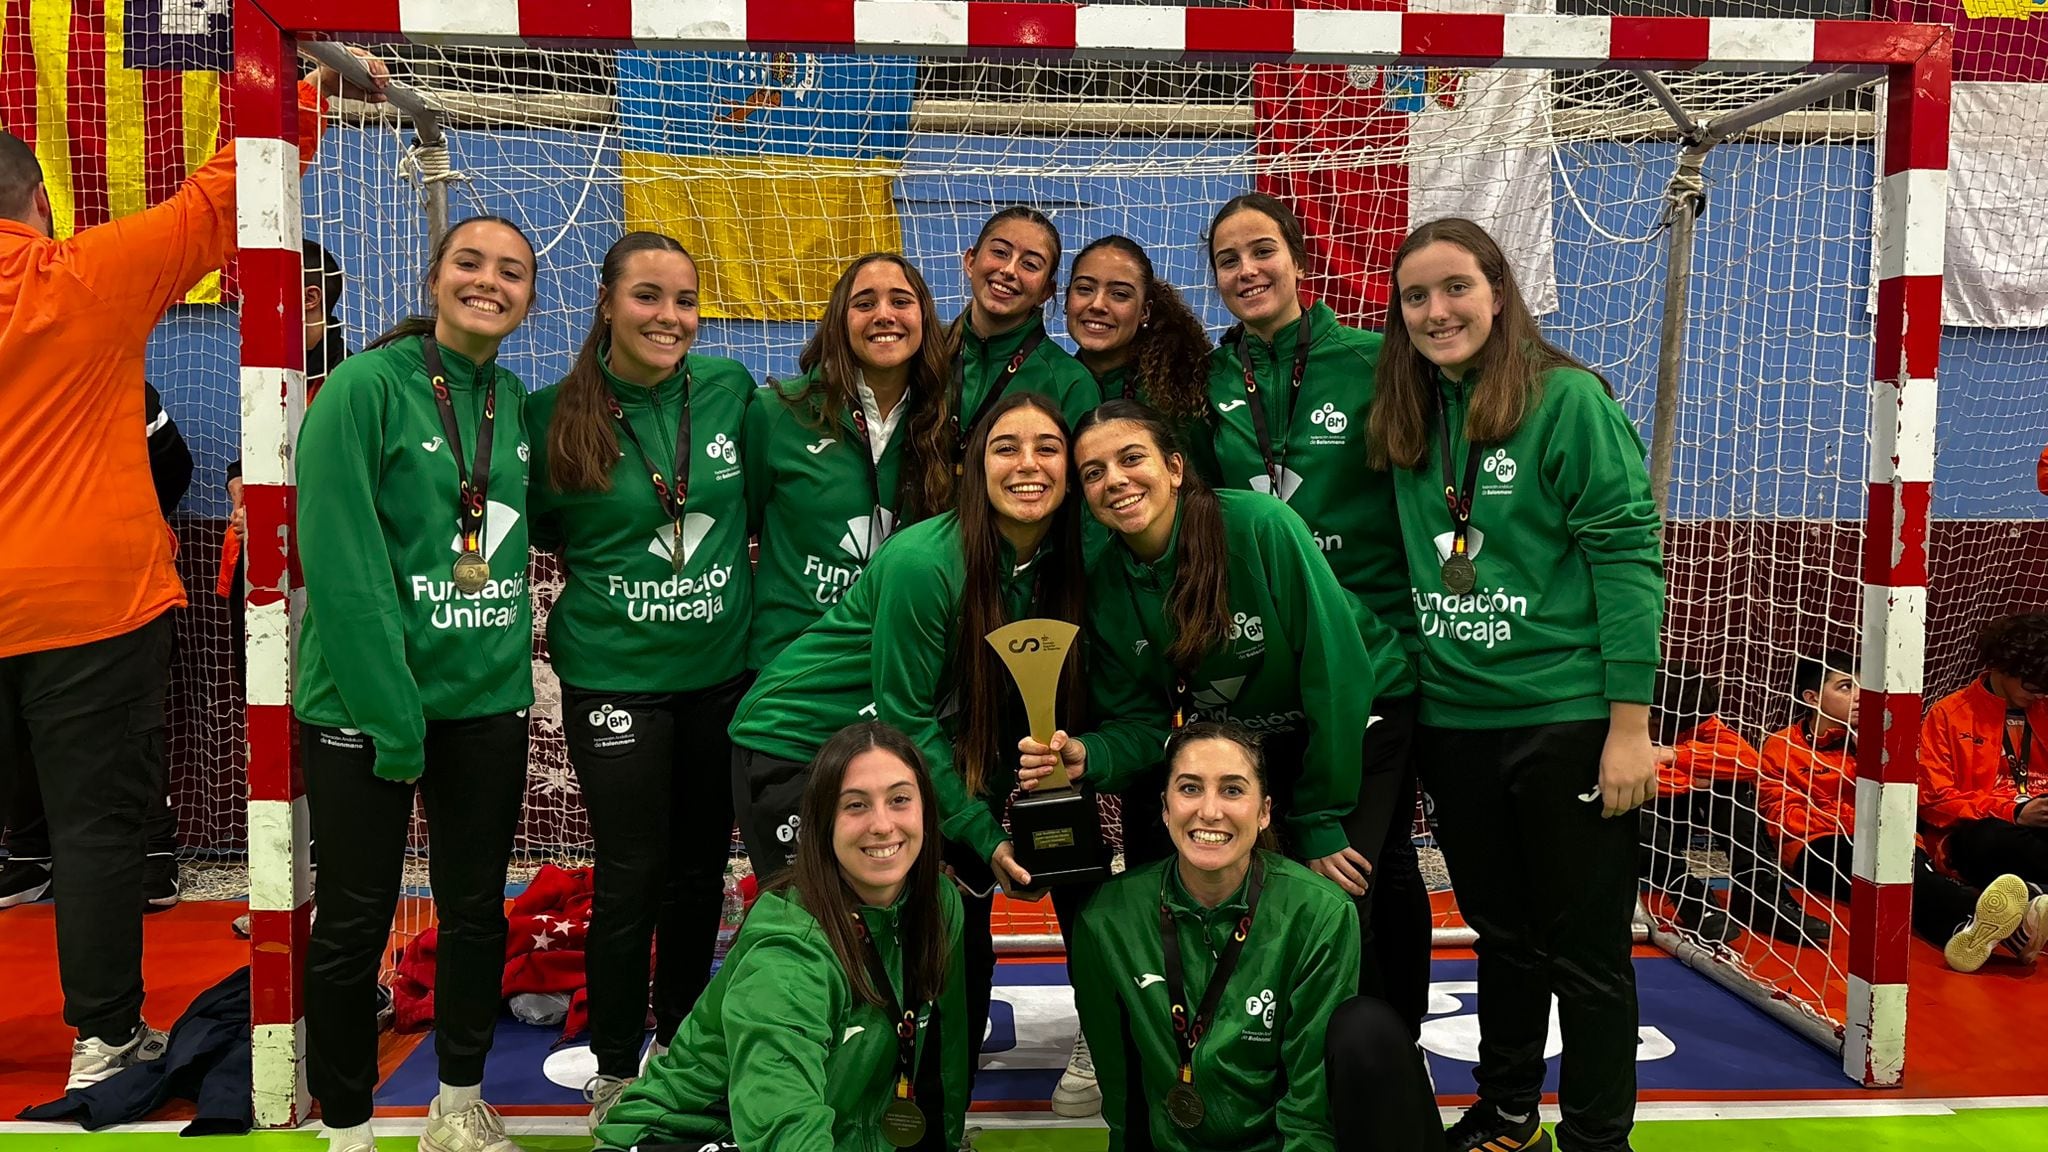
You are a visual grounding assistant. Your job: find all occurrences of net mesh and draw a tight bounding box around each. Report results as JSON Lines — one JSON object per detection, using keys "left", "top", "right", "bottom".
{"left": 138, "top": 28, "right": 2046, "bottom": 1051}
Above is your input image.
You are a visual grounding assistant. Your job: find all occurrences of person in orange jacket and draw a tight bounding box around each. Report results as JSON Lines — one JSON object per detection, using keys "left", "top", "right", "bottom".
{"left": 1644, "top": 663, "right": 1827, "bottom": 946}
{"left": 0, "top": 50, "right": 386, "bottom": 1092}
{"left": 1764, "top": 651, "right": 2045, "bottom": 973}
{"left": 1919, "top": 613, "right": 2048, "bottom": 891}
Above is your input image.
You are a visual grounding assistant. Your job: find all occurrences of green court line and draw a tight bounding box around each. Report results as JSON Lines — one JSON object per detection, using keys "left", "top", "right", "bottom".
{"left": 3, "top": 1110, "right": 2042, "bottom": 1152}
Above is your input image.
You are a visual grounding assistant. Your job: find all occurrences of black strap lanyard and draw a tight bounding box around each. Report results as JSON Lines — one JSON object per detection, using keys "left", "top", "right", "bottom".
{"left": 607, "top": 370, "right": 694, "bottom": 522}
{"left": 1158, "top": 856, "right": 1265, "bottom": 1091}
{"left": 953, "top": 325, "right": 1047, "bottom": 464}
{"left": 849, "top": 399, "right": 904, "bottom": 543}
{"left": 421, "top": 338, "right": 496, "bottom": 555}
{"left": 2001, "top": 692, "right": 2035, "bottom": 798}
{"left": 1121, "top": 568, "right": 1191, "bottom": 730}
{"left": 853, "top": 915, "right": 924, "bottom": 1109}
{"left": 1433, "top": 389, "right": 1484, "bottom": 561}
{"left": 1230, "top": 322, "right": 1311, "bottom": 494}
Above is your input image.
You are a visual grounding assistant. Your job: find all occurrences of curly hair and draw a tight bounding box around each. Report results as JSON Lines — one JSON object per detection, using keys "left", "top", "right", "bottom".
{"left": 1979, "top": 612, "right": 2048, "bottom": 687}
{"left": 1069, "top": 235, "right": 1213, "bottom": 429}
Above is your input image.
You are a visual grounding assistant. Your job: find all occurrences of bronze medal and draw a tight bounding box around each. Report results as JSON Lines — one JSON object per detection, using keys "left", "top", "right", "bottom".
{"left": 879, "top": 1099, "right": 926, "bottom": 1148}
{"left": 1440, "top": 552, "right": 1476, "bottom": 594}
{"left": 452, "top": 550, "right": 490, "bottom": 594}
{"left": 1165, "top": 1082, "right": 1206, "bottom": 1129}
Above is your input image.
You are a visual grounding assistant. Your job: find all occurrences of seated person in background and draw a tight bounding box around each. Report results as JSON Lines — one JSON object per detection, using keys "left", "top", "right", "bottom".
{"left": 594, "top": 722, "right": 967, "bottom": 1152}
{"left": 1918, "top": 612, "right": 2048, "bottom": 894}
{"left": 1067, "top": 721, "right": 1442, "bottom": 1152}
{"left": 1644, "top": 663, "right": 1827, "bottom": 946}
{"left": 1764, "top": 651, "right": 2045, "bottom": 973}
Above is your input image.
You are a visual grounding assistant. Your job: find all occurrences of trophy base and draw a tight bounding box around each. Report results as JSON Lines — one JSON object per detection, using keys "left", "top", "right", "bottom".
{"left": 1009, "top": 788, "right": 1111, "bottom": 889}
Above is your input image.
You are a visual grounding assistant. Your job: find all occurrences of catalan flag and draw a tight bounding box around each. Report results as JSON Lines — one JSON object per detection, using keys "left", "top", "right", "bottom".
{"left": 0, "top": 0, "right": 230, "bottom": 300}
{"left": 618, "top": 51, "right": 915, "bottom": 322}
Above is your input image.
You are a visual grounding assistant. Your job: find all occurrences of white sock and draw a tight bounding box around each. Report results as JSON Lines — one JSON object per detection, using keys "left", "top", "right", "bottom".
{"left": 437, "top": 1082, "right": 483, "bottom": 1112}
{"left": 325, "top": 1120, "right": 376, "bottom": 1150}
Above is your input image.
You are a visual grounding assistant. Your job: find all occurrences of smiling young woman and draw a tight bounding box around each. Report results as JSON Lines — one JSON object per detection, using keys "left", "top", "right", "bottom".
{"left": 294, "top": 215, "right": 539, "bottom": 1152}
{"left": 523, "top": 230, "right": 761, "bottom": 1131}
{"left": 596, "top": 722, "right": 969, "bottom": 1152}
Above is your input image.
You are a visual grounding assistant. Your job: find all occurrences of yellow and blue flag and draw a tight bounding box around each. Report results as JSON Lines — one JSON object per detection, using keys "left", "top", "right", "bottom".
{"left": 0, "top": 0, "right": 229, "bottom": 300}
{"left": 618, "top": 52, "right": 914, "bottom": 322}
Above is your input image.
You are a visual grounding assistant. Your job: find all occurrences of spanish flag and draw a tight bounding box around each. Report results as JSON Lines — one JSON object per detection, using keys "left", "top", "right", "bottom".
{"left": 618, "top": 52, "right": 914, "bottom": 322}
{"left": 0, "top": 0, "right": 229, "bottom": 301}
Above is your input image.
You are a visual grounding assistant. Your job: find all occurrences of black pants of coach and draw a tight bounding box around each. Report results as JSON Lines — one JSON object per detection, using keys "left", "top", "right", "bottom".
{"left": 1326, "top": 994, "right": 1449, "bottom": 1152}
{"left": 1349, "top": 696, "right": 1433, "bottom": 1039}
{"left": 1419, "top": 719, "right": 1638, "bottom": 1152}
{"left": 1944, "top": 817, "right": 2048, "bottom": 894}
{"left": 0, "top": 615, "right": 171, "bottom": 1041}
{"left": 3, "top": 751, "right": 179, "bottom": 868}
{"left": 563, "top": 676, "right": 748, "bottom": 1079}
{"left": 301, "top": 713, "right": 528, "bottom": 1128}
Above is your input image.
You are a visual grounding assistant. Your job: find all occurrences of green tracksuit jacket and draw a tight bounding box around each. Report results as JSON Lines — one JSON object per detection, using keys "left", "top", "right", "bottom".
{"left": 743, "top": 369, "right": 915, "bottom": 670}
{"left": 1069, "top": 853, "right": 1360, "bottom": 1152}
{"left": 953, "top": 314, "right": 1100, "bottom": 448}
{"left": 526, "top": 351, "right": 755, "bottom": 693}
{"left": 595, "top": 884, "right": 970, "bottom": 1152}
{"left": 1392, "top": 365, "right": 1664, "bottom": 728}
{"left": 729, "top": 513, "right": 1058, "bottom": 863}
{"left": 1205, "top": 301, "right": 1417, "bottom": 647}
{"left": 1076, "top": 490, "right": 1404, "bottom": 860}
{"left": 293, "top": 336, "right": 533, "bottom": 780}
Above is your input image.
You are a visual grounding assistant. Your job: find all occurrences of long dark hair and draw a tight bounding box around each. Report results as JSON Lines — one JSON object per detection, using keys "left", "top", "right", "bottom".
{"left": 1369, "top": 217, "right": 1609, "bottom": 470}
{"left": 954, "top": 390, "right": 1086, "bottom": 798}
{"left": 791, "top": 252, "right": 956, "bottom": 523}
{"left": 952, "top": 205, "right": 1062, "bottom": 343}
{"left": 365, "top": 215, "right": 535, "bottom": 353}
{"left": 766, "top": 722, "right": 950, "bottom": 1009}
{"left": 1161, "top": 720, "right": 1280, "bottom": 853}
{"left": 1073, "top": 399, "right": 1228, "bottom": 672}
{"left": 1070, "top": 235, "right": 1212, "bottom": 429}
{"left": 546, "top": 231, "right": 695, "bottom": 493}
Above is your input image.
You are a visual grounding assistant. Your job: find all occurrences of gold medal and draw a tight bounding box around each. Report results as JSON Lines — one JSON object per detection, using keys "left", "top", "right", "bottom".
{"left": 1165, "top": 1082, "right": 1205, "bottom": 1129}
{"left": 1441, "top": 552, "right": 1476, "bottom": 594}
{"left": 670, "top": 519, "right": 684, "bottom": 574}
{"left": 452, "top": 550, "right": 490, "bottom": 595}
{"left": 879, "top": 1098, "right": 926, "bottom": 1148}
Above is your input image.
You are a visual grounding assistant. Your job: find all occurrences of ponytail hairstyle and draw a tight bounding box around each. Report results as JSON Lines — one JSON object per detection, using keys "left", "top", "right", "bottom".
{"left": 953, "top": 391, "right": 1086, "bottom": 798}
{"left": 765, "top": 721, "right": 950, "bottom": 1010}
{"left": 1070, "top": 235, "right": 1213, "bottom": 430}
{"left": 792, "top": 252, "right": 957, "bottom": 523}
{"left": 1073, "top": 399, "right": 1228, "bottom": 672}
{"left": 951, "top": 205, "right": 1063, "bottom": 345}
{"left": 547, "top": 231, "right": 695, "bottom": 493}
{"left": 365, "top": 214, "right": 536, "bottom": 353}
{"left": 1368, "top": 216, "right": 1610, "bottom": 471}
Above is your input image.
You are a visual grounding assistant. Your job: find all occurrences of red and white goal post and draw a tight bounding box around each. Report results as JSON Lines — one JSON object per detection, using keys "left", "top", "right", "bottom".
{"left": 230, "top": 0, "right": 1949, "bottom": 1126}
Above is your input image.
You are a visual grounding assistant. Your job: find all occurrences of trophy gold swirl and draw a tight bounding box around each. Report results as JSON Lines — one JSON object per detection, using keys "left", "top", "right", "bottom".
{"left": 988, "top": 619, "right": 1109, "bottom": 889}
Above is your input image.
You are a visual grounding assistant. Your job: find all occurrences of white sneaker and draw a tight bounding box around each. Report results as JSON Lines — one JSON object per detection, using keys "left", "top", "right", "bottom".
{"left": 1946, "top": 873, "right": 2029, "bottom": 973}
{"left": 2003, "top": 892, "right": 2048, "bottom": 965}
{"left": 1050, "top": 1031, "right": 1101, "bottom": 1117}
{"left": 420, "top": 1096, "right": 517, "bottom": 1152}
{"left": 67, "top": 1024, "right": 169, "bottom": 1089}
{"left": 583, "top": 1074, "right": 632, "bottom": 1137}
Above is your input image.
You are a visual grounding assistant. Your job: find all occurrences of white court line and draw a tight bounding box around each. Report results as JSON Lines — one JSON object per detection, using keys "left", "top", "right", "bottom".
{"left": 2, "top": 1095, "right": 2043, "bottom": 1137}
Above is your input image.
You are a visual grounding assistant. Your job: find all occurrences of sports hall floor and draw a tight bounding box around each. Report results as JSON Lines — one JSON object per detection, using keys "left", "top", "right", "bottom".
{"left": 2, "top": 890, "right": 2042, "bottom": 1152}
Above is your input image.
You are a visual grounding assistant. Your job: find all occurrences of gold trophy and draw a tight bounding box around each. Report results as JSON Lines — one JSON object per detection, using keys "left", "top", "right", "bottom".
{"left": 988, "top": 619, "right": 1109, "bottom": 888}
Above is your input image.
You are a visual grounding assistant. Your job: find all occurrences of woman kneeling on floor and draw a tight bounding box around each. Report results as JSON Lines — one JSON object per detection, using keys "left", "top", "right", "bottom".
{"left": 594, "top": 722, "right": 968, "bottom": 1152}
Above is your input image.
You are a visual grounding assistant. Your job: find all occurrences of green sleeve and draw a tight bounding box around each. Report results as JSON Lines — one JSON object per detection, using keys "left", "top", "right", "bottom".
{"left": 742, "top": 387, "right": 777, "bottom": 537}
{"left": 716, "top": 933, "right": 845, "bottom": 1152}
{"left": 937, "top": 885, "right": 970, "bottom": 1148}
{"left": 870, "top": 550, "right": 1008, "bottom": 861}
{"left": 1182, "top": 414, "right": 1224, "bottom": 490}
{"left": 1274, "top": 893, "right": 1361, "bottom": 1152}
{"left": 1068, "top": 903, "right": 1137, "bottom": 1152}
{"left": 1545, "top": 376, "right": 1665, "bottom": 704}
{"left": 295, "top": 362, "right": 427, "bottom": 781}
{"left": 1058, "top": 362, "right": 1103, "bottom": 431}
{"left": 1266, "top": 509, "right": 1368, "bottom": 860}
{"left": 524, "top": 394, "right": 564, "bottom": 553}
{"left": 1076, "top": 595, "right": 1172, "bottom": 795}
{"left": 593, "top": 1048, "right": 716, "bottom": 1151}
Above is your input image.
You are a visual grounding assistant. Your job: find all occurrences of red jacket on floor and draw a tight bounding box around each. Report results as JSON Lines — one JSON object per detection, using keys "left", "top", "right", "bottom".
{"left": 391, "top": 863, "right": 594, "bottom": 1037}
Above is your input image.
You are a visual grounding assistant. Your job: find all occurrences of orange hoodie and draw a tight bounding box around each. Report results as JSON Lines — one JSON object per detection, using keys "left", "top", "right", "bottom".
{"left": 1918, "top": 678, "right": 2048, "bottom": 863}
{"left": 1656, "top": 713, "right": 1778, "bottom": 801}
{"left": 0, "top": 85, "right": 322, "bottom": 659}
{"left": 1758, "top": 721, "right": 1857, "bottom": 867}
